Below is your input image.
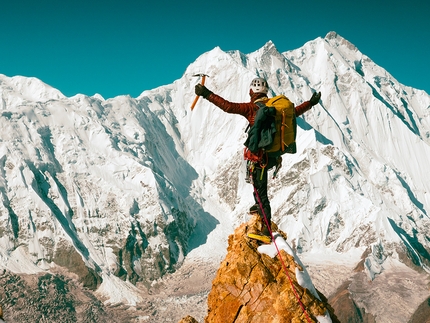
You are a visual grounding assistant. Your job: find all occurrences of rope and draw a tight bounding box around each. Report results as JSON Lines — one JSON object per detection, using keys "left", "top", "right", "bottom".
{"left": 253, "top": 184, "right": 313, "bottom": 323}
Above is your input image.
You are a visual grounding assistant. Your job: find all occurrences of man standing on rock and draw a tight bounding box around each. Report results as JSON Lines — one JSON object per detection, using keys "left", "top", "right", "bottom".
{"left": 195, "top": 77, "right": 320, "bottom": 239}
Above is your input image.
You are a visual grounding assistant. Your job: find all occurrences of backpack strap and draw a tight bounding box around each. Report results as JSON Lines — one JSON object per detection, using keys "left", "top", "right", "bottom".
{"left": 254, "top": 97, "right": 268, "bottom": 104}
{"left": 245, "top": 100, "right": 267, "bottom": 133}
{"left": 255, "top": 101, "right": 266, "bottom": 109}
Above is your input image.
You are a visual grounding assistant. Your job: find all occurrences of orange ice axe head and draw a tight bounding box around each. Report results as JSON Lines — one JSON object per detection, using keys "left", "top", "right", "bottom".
{"left": 190, "top": 73, "right": 209, "bottom": 110}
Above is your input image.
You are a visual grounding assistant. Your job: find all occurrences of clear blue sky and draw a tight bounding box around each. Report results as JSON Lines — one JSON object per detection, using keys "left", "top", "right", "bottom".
{"left": 1, "top": 0, "right": 429, "bottom": 98}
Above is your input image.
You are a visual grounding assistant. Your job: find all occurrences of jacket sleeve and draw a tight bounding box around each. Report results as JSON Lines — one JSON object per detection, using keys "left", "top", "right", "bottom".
{"left": 206, "top": 93, "right": 255, "bottom": 122}
{"left": 295, "top": 101, "right": 313, "bottom": 117}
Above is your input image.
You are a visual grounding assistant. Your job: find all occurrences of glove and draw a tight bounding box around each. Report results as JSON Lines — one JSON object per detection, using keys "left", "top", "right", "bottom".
{"left": 195, "top": 84, "right": 212, "bottom": 98}
{"left": 309, "top": 91, "right": 321, "bottom": 106}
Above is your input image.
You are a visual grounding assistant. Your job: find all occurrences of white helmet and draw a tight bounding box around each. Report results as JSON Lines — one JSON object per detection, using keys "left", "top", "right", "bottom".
{"left": 250, "top": 77, "right": 269, "bottom": 94}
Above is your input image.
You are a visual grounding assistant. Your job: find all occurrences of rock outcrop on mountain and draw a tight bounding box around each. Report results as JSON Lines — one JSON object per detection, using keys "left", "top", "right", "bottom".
{"left": 0, "top": 269, "right": 145, "bottom": 323}
{"left": 180, "top": 214, "right": 339, "bottom": 323}
{"left": 178, "top": 315, "right": 199, "bottom": 323}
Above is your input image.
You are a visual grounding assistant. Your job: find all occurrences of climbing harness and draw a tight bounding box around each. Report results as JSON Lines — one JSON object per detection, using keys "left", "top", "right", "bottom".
{"left": 252, "top": 182, "right": 313, "bottom": 323}
{"left": 245, "top": 151, "right": 269, "bottom": 184}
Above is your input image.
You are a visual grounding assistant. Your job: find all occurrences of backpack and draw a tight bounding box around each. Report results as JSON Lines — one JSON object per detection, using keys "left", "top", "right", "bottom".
{"left": 244, "top": 95, "right": 297, "bottom": 159}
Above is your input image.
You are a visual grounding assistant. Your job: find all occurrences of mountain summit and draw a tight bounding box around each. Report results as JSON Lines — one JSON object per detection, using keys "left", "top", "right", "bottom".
{"left": 180, "top": 214, "right": 339, "bottom": 323}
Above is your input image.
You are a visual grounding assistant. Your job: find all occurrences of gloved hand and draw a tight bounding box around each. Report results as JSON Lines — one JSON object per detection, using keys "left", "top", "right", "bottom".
{"left": 309, "top": 91, "right": 321, "bottom": 106}
{"left": 195, "top": 84, "right": 212, "bottom": 98}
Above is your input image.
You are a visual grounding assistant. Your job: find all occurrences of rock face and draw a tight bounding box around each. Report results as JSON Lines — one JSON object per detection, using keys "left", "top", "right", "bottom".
{"left": 0, "top": 270, "right": 140, "bottom": 323}
{"left": 178, "top": 315, "right": 199, "bottom": 323}
{"left": 180, "top": 214, "right": 339, "bottom": 323}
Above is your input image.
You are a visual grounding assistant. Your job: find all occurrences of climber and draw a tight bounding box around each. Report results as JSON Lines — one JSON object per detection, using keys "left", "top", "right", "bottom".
{"left": 195, "top": 77, "right": 321, "bottom": 238}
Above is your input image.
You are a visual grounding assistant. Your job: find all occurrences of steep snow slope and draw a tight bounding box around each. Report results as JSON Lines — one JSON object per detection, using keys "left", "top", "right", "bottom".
{"left": 0, "top": 75, "right": 201, "bottom": 301}
{"left": 281, "top": 32, "right": 430, "bottom": 268}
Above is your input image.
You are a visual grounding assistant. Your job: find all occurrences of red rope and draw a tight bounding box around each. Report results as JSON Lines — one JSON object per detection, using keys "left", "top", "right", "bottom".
{"left": 253, "top": 184, "right": 313, "bottom": 323}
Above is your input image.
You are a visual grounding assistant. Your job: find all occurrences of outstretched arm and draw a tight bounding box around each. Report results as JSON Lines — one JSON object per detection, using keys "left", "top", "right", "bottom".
{"left": 195, "top": 84, "right": 256, "bottom": 121}
{"left": 295, "top": 92, "right": 321, "bottom": 116}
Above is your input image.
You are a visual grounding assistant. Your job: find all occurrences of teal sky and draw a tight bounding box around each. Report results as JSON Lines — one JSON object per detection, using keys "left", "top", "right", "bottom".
{"left": 1, "top": 0, "right": 429, "bottom": 98}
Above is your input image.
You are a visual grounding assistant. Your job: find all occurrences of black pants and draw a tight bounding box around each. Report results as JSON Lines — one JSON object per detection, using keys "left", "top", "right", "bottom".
{"left": 252, "top": 165, "right": 271, "bottom": 227}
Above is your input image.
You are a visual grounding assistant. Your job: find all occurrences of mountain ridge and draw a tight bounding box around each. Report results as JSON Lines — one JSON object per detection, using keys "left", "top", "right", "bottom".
{"left": 0, "top": 31, "right": 429, "bottom": 322}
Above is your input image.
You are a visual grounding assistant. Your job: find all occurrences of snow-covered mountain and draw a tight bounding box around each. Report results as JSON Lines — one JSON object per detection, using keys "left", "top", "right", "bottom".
{"left": 1, "top": 31, "right": 430, "bottom": 322}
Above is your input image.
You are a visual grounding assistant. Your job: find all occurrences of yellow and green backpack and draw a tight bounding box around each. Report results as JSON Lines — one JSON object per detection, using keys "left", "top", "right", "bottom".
{"left": 244, "top": 94, "right": 297, "bottom": 158}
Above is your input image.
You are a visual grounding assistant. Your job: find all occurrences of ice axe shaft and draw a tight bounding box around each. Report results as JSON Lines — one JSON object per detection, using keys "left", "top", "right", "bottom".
{"left": 190, "top": 74, "right": 208, "bottom": 110}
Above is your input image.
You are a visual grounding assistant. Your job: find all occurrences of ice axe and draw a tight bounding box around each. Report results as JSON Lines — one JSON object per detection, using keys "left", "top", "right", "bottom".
{"left": 190, "top": 73, "right": 209, "bottom": 110}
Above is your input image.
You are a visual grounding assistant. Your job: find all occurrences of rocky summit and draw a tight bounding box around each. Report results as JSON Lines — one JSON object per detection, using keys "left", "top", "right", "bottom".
{"left": 180, "top": 214, "right": 339, "bottom": 323}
